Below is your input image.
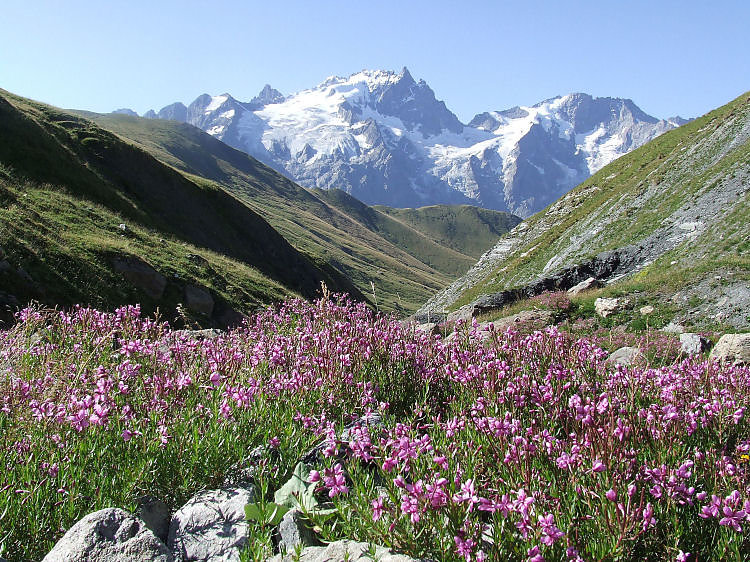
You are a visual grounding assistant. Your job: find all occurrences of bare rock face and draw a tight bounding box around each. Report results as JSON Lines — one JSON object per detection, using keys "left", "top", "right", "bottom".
{"left": 267, "top": 540, "right": 419, "bottom": 562}
{"left": 168, "top": 486, "right": 256, "bottom": 562}
{"left": 112, "top": 256, "right": 167, "bottom": 299}
{"left": 136, "top": 496, "right": 171, "bottom": 544}
{"left": 184, "top": 284, "right": 214, "bottom": 316}
{"left": 661, "top": 321, "right": 686, "bottom": 334}
{"left": 42, "top": 508, "right": 172, "bottom": 562}
{"left": 446, "top": 303, "right": 477, "bottom": 324}
{"left": 710, "top": 334, "right": 750, "bottom": 365}
{"left": 415, "top": 322, "right": 442, "bottom": 336}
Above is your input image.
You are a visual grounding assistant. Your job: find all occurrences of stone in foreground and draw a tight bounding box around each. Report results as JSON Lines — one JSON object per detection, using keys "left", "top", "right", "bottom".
{"left": 168, "top": 486, "right": 256, "bottom": 562}
{"left": 112, "top": 256, "right": 167, "bottom": 300}
{"left": 661, "top": 321, "right": 686, "bottom": 334}
{"left": 276, "top": 509, "right": 321, "bottom": 553}
{"left": 42, "top": 508, "right": 172, "bottom": 562}
{"left": 267, "top": 540, "right": 419, "bottom": 562}
{"left": 184, "top": 284, "right": 215, "bottom": 316}
{"left": 710, "top": 333, "right": 750, "bottom": 365}
{"left": 489, "top": 309, "right": 555, "bottom": 333}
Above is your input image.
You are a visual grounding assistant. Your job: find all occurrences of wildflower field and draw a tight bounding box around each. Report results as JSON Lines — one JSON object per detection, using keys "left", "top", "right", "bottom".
{"left": 1, "top": 295, "right": 748, "bottom": 561}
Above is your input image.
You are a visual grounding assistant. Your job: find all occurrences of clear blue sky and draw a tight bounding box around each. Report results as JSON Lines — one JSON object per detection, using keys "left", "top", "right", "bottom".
{"left": 1, "top": 0, "right": 748, "bottom": 122}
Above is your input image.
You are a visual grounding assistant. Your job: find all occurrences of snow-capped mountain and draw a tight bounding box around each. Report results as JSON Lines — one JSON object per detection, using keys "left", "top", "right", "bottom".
{"left": 140, "top": 68, "right": 685, "bottom": 216}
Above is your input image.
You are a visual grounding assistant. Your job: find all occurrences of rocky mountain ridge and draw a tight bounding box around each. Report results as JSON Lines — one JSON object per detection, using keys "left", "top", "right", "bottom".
{"left": 131, "top": 68, "right": 685, "bottom": 216}
{"left": 416, "top": 91, "right": 750, "bottom": 329}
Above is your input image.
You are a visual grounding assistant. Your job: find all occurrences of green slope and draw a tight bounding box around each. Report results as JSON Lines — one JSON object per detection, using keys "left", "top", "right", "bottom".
{"left": 82, "top": 113, "right": 517, "bottom": 313}
{"left": 373, "top": 204, "right": 522, "bottom": 259}
{"left": 0, "top": 90, "right": 358, "bottom": 325}
{"left": 419, "top": 91, "right": 749, "bottom": 328}
{"left": 310, "top": 188, "right": 518, "bottom": 277}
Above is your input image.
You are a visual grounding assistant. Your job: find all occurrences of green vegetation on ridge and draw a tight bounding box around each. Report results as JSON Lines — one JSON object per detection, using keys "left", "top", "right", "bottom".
{"left": 0, "top": 89, "right": 356, "bottom": 324}
{"left": 374, "top": 203, "right": 521, "bottom": 259}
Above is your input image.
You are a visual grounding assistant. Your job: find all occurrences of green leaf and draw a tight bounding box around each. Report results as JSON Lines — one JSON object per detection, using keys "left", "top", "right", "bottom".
{"left": 244, "top": 501, "right": 290, "bottom": 526}
{"left": 274, "top": 461, "right": 319, "bottom": 510}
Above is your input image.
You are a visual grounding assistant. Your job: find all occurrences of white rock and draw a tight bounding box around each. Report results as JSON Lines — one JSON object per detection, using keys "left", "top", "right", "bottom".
{"left": 661, "top": 321, "right": 686, "bottom": 334}
{"left": 415, "top": 322, "right": 439, "bottom": 335}
{"left": 42, "top": 508, "right": 171, "bottom": 562}
{"left": 679, "top": 333, "right": 710, "bottom": 356}
{"left": 136, "top": 496, "right": 171, "bottom": 543}
{"left": 595, "top": 297, "right": 630, "bottom": 318}
{"left": 567, "top": 277, "right": 600, "bottom": 295}
{"left": 168, "top": 486, "right": 256, "bottom": 562}
{"left": 710, "top": 334, "right": 750, "bottom": 365}
{"left": 487, "top": 309, "right": 555, "bottom": 334}
{"left": 184, "top": 284, "right": 214, "bottom": 317}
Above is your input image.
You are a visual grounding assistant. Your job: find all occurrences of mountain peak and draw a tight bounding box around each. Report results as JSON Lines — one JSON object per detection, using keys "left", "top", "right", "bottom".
{"left": 112, "top": 108, "right": 138, "bottom": 116}
{"left": 399, "top": 66, "right": 414, "bottom": 83}
{"left": 251, "top": 84, "right": 285, "bottom": 106}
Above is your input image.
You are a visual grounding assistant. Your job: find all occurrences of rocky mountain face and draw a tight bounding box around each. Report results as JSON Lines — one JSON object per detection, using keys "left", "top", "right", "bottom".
{"left": 416, "top": 91, "right": 750, "bottom": 328}
{"left": 138, "top": 68, "right": 683, "bottom": 216}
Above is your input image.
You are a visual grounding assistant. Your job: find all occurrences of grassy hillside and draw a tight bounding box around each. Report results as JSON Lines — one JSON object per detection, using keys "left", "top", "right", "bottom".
{"left": 311, "top": 188, "right": 494, "bottom": 277}
{"left": 374, "top": 204, "right": 521, "bottom": 258}
{"left": 82, "top": 113, "right": 517, "bottom": 313}
{"left": 0, "top": 90, "right": 357, "bottom": 325}
{"left": 419, "top": 91, "right": 749, "bottom": 329}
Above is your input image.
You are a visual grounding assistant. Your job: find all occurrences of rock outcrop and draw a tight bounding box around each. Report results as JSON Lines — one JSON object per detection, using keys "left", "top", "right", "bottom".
{"left": 42, "top": 508, "right": 172, "bottom": 562}
{"left": 606, "top": 347, "right": 645, "bottom": 368}
{"left": 168, "top": 486, "right": 256, "bottom": 562}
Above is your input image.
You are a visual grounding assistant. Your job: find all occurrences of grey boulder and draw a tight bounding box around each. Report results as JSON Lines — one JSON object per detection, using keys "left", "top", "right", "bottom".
{"left": 168, "top": 486, "right": 256, "bottom": 562}
{"left": 606, "top": 346, "right": 645, "bottom": 368}
{"left": 661, "top": 321, "right": 686, "bottom": 334}
{"left": 487, "top": 309, "right": 555, "bottom": 333}
{"left": 42, "top": 507, "right": 172, "bottom": 562}
{"left": 276, "top": 509, "right": 321, "bottom": 553}
{"left": 137, "top": 496, "right": 171, "bottom": 543}
{"left": 710, "top": 333, "right": 750, "bottom": 365}
{"left": 415, "top": 322, "right": 440, "bottom": 335}
{"left": 112, "top": 256, "right": 167, "bottom": 299}
{"left": 567, "top": 276, "right": 601, "bottom": 295}
{"left": 594, "top": 297, "right": 630, "bottom": 318}
{"left": 184, "top": 284, "right": 215, "bottom": 316}
{"left": 267, "top": 540, "right": 418, "bottom": 562}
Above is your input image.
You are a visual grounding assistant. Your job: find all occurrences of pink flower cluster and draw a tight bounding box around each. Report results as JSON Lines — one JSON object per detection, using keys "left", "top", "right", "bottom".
{"left": 2, "top": 297, "right": 749, "bottom": 561}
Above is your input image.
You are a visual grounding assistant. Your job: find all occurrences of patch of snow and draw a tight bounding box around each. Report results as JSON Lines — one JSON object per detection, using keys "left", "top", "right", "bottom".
{"left": 205, "top": 95, "right": 228, "bottom": 114}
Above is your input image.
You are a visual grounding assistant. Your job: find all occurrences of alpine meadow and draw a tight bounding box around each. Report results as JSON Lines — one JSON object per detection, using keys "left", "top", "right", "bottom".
{"left": 1, "top": 2, "right": 748, "bottom": 561}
